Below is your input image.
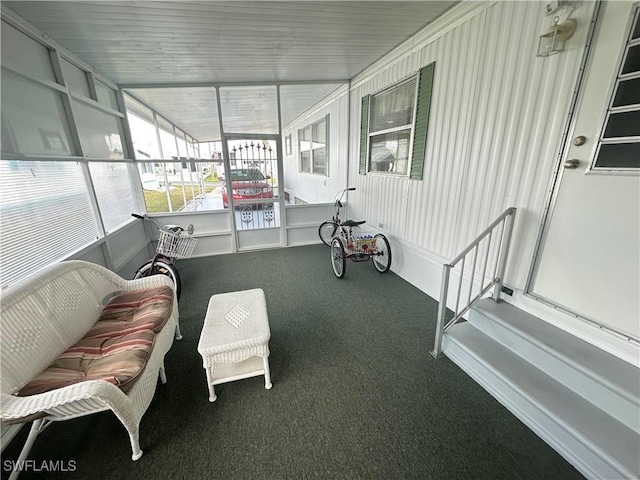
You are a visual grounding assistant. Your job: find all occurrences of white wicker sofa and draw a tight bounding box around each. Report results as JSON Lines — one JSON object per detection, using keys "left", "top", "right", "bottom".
{"left": 0, "top": 260, "right": 181, "bottom": 472}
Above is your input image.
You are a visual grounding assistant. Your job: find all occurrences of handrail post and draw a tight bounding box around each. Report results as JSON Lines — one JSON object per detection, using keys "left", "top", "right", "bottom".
{"left": 430, "top": 264, "right": 451, "bottom": 359}
{"left": 492, "top": 208, "right": 516, "bottom": 302}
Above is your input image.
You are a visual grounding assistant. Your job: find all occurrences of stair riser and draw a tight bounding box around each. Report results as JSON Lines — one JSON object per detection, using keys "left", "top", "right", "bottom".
{"left": 468, "top": 312, "right": 639, "bottom": 434}
{"left": 442, "top": 335, "right": 633, "bottom": 480}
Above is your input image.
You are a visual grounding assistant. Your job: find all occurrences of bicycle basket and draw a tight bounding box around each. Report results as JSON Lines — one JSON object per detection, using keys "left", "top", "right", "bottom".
{"left": 156, "top": 230, "right": 197, "bottom": 259}
{"left": 346, "top": 234, "right": 378, "bottom": 255}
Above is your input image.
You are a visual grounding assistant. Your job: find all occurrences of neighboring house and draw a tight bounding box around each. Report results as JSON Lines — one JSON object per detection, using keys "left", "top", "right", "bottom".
{"left": 1, "top": 1, "right": 638, "bottom": 478}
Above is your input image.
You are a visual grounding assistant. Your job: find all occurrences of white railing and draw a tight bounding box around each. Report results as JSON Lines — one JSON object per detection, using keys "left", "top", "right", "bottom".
{"left": 430, "top": 207, "right": 517, "bottom": 358}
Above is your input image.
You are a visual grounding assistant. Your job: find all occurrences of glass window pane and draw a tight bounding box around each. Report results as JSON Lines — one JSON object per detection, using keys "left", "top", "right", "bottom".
{"left": 127, "top": 112, "right": 161, "bottom": 160}
{"left": 220, "top": 86, "right": 278, "bottom": 134}
{"left": 0, "top": 160, "right": 100, "bottom": 288}
{"left": 89, "top": 162, "right": 139, "bottom": 233}
{"left": 73, "top": 101, "right": 125, "bottom": 159}
{"left": 613, "top": 77, "right": 640, "bottom": 107}
{"left": 633, "top": 12, "right": 640, "bottom": 40}
{"left": 369, "top": 129, "right": 411, "bottom": 174}
{"left": 594, "top": 143, "right": 640, "bottom": 169}
{"left": 312, "top": 118, "right": 326, "bottom": 144}
{"left": 313, "top": 148, "right": 326, "bottom": 176}
{"left": 604, "top": 111, "right": 640, "bottom": 138}
{"left": 622, "top": 44, "right": 640, "bottom": 75}
{"left": 61, "top": 58, "right": 91, "bottom": 98}
{"left": 300, "top": 151, "right": 311, "bottom": 173}
{"left": 1, "top": 70, "right": 73, "bottom": 156}
{"left": 1, "top": 21, "right": 56, "bottom": 82}
{"left": 95, "top": 81, "right": 119, "bottom": 110}
{"left": 370, "top": 78, "right": 417, "bottom": 132}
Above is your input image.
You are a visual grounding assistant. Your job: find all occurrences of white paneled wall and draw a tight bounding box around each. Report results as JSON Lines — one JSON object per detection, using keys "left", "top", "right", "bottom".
{"left": 282, "top": 86, "right": 350, "bottom": 204}
{"left": 345, "top": 1, "right": 596, "bottom": 293}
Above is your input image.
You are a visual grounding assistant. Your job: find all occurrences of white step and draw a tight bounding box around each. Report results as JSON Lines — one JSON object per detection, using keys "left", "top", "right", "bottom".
{"left": 443, "top": 322, "right": 640, "bottom": 480}
{"left": 469, "top": 299, "right": 640, "bottom": 434}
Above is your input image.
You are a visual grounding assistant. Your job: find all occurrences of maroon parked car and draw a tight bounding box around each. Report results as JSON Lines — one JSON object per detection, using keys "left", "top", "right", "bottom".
{"left": 221, "top": 168, "right": 273, "bottom": 208}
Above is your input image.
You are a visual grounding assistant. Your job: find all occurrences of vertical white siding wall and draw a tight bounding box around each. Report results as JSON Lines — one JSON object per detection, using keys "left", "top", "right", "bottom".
{"left": 347, "top": 1, "right": 596, "bottom": 291}
{"left": 283, "top": 86, "right": 350, "bottom": 203}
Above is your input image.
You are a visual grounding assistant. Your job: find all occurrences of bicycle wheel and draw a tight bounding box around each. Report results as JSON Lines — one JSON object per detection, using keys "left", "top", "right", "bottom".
{"left": 134, "top": 260, "right": 182, "bottom": 300}
{"left": 372, "top": 234, "right": 391, "bottom": 273}
{"left": 319, "top": 221, "right": 338, "bottom": 246}
{"left": 330, "top": 237, "right": 346, "bottom": 279}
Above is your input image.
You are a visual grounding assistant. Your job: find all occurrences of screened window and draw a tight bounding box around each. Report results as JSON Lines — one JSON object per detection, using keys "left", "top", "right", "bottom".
{"left": 360, "top": 63, "right": 435, "bottom": 179}
{"left": 89, "top": 162, "right": 140, "bottom": 233}
{"left": 0, "top": 160, "right": 100, "bottom": 289}
{"left": 298, "top": 115, "right": 329, "bottom": 176}
{"left": 0, "top": 20, "right": 140, "bottom": 288}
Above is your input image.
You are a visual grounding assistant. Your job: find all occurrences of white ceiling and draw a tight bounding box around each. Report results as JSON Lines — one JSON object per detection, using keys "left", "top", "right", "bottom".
{"left": 4, "top": 1, "right": 457, "bottom": 140}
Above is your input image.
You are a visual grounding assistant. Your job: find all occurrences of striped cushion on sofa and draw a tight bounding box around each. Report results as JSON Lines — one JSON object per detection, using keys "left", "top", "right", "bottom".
{"left": 85, "top": 286, "right": 173, "bottom": 339}
{"left": 18, "top": 330, "right": 156, "bottom": 397}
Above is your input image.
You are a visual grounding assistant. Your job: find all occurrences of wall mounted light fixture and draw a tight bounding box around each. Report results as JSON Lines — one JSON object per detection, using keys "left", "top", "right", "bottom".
{"left": 537, "top": 16, "right": 577, "bottom": 57}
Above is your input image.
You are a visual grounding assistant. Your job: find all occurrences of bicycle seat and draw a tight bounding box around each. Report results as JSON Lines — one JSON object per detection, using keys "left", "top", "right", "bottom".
{"left": 341, "top": 220, "right": 366, "bottom": 227}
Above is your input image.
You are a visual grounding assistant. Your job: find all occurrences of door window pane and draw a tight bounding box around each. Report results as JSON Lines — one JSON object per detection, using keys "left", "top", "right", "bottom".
{"left": 613, "top": 77, "right": 640, "bottom": 107}
{"left": 603, "top": 111, "right": 640, "bottom": 138}
{"left": 594, "top": 143, "right": 640, "bottom": 169}
{"left": 622, "top": 44, "right": 640, "bottom": 74}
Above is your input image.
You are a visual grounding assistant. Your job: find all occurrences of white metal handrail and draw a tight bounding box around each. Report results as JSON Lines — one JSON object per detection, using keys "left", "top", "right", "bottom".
{"left": 430, "top": 207, "right": 517, "bottom": 358}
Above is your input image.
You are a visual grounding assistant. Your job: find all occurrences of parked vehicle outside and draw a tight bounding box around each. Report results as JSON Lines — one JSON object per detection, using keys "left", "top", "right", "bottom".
{"left": 221, "top": 168, "right": 274, "bottom": 208}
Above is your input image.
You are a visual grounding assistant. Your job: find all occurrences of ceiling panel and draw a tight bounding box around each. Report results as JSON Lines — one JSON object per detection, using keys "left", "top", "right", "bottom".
{"left": 4, "top": 1, "right": 456, "bottom": 85}
{"left": 4, "top": 1, "right": 456, "bottom": 139}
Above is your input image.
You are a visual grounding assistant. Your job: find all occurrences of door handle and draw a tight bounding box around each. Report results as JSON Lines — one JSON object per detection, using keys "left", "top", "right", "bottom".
{"left": 563, "top": 159, "right": 580, "bottom": 169}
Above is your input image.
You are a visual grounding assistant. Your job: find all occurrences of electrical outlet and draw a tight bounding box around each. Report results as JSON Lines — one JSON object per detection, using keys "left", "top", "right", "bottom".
{"left": 501, "top": 285, "right": 514, "bottom": 296}
{"left": 378, "top": 223, "right": 384, "bottom": 229}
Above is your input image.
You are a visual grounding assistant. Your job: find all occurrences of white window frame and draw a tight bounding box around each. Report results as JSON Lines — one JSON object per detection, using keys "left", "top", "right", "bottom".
{"left": 298, "top": 115, "right": 329, "bottom": 176}
{"left": 367, "top": 76, "right": 418, "bottom": 176}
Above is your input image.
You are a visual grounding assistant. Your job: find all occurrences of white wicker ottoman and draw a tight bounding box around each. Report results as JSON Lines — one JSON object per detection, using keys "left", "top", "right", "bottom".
{"left": 197, "top": 288, "right": 272, "bottom": 402}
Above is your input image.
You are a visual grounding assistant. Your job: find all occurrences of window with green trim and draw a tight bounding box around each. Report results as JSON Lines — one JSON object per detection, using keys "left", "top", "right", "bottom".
{"left": 360, "top": 63, "right": 435, "bottom": 180}
{"left": 298, "top": 115, "right": 329, "bottom": 176}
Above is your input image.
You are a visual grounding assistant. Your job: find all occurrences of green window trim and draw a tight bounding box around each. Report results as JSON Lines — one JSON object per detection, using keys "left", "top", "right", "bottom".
{"left": 359, "top": 95, "right": 370, "bottom": 175}
{"left": 410, "top": 63, "right": 435, "bottom": 180}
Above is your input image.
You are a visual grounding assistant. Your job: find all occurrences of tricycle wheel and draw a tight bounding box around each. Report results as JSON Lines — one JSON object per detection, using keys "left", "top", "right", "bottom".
{"left": 372, "top": 234, "right": 391, "bottom": 273}
{"left": 330, "top": 237, "right": 346, "bottom": 279}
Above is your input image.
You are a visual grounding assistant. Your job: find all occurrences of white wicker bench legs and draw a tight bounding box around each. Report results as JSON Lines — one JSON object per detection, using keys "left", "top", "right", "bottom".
{"left": 198, "top": 289, "right": 272, "bottom": 402}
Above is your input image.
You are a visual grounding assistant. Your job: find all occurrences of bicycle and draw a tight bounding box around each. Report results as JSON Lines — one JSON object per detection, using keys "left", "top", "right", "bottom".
{"left": 318, "top": 187, "right": 355, "bottom": 246}
{"left": 318, "top": 189, "right": 392, "bottom": 278}
{"left": 131, "top": 214, "right": 197, "bottom": 301}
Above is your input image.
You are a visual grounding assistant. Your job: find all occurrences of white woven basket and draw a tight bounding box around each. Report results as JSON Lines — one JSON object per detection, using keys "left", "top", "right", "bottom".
{"left": 156, "top": 230, "right": 197, "bottom": 259}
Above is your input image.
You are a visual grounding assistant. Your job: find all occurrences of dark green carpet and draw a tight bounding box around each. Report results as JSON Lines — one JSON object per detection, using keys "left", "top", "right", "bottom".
{"left": 2, "top": 245, "right": 582, "bottom": 479}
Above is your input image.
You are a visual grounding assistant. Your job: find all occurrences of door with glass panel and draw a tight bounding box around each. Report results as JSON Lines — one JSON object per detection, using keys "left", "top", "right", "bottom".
{"left": 531, "top": 3, "right": 640, "bottom": 340}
